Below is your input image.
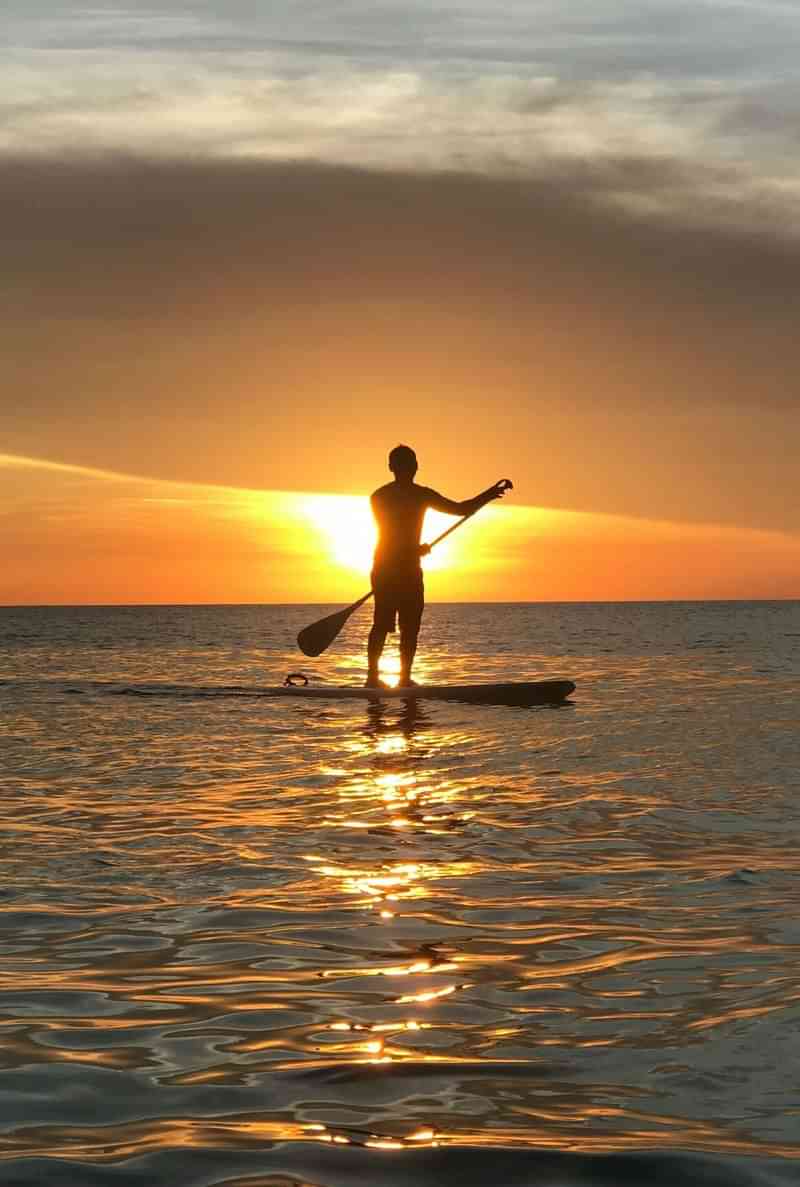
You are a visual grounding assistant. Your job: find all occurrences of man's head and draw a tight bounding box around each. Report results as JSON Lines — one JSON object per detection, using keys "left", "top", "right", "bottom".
{"left": 388, "top": 444, "right": 418, "bottom": 480}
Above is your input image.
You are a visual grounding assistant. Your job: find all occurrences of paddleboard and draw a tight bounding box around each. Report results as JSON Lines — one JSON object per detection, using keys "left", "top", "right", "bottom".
{"left": 273, "top": 680, "right": 575, "bottom": 706}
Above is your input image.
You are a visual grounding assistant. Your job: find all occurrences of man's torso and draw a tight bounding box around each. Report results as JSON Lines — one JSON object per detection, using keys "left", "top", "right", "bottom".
{"left": 371, "top": 481, "right": 436, "bottom": 574}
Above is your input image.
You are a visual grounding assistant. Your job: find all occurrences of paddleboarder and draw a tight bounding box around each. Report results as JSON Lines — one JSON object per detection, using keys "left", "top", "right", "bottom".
{"left": 366, "top": 445, "right": 509, "bottom": 688}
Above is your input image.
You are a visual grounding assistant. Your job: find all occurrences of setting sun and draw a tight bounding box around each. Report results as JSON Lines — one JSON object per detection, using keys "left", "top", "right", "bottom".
{"left": 299, "top": 495, "right": 375, "bottom": 573}
{"left": 298, "top": 494, "right": 465, "bottom": 576}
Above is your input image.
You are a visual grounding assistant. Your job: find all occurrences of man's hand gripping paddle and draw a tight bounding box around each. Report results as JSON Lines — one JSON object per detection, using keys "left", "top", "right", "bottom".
{"left": 296, "top": 479, "right": 513, "bottom": 657}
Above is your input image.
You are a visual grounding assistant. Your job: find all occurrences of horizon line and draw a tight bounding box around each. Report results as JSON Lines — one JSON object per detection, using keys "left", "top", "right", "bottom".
{"left": 2, "top": 598, "right": 798, "bottom": 609}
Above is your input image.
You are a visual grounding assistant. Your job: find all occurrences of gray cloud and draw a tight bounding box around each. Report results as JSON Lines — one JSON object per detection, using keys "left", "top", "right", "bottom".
{"left": 3, "top": 2, "right": 800, "bottom": 244}
{"left": 1, "top": 59, "right": 799, "bottom": 238}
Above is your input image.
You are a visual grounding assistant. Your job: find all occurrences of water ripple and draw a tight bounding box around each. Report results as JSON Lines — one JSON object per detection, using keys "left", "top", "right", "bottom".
{"left": 1, "top": 603, "right": 800, "bottom": 1183}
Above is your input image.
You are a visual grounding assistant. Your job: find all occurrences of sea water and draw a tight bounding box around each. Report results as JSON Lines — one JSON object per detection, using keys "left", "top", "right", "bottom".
{"left": 1, "top": 602, "right": 799, "bottom": 1186}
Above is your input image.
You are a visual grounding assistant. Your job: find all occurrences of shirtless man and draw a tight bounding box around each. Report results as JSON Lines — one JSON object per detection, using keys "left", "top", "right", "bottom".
{"left": 366, "top": 445, "right": 509, "bottom": 688}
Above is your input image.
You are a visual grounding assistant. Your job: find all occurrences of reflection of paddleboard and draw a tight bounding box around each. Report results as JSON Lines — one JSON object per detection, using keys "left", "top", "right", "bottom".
{"left": 274, "top": 680, "right": 575, "bottom": 706}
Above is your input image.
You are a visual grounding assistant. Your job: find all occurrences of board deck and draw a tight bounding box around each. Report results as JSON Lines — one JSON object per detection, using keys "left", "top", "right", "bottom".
{"left": 273, "top": 680, "right": 575, "bottom": 706}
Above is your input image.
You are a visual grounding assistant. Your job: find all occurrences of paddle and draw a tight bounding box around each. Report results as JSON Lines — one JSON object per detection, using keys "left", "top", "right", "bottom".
{"left": 296, "top": 479, "right": 513, "bottom": 657}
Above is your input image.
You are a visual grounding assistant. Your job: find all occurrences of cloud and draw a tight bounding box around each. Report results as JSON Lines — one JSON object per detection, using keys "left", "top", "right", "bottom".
{"left": 0, "top": 452, "right": 152, "bottom": 484}
{"left": 0, "top": 63, "right": 797, "bottom": 232}
{"left": 5, "top": 0, "right": 800, "bottom": 256}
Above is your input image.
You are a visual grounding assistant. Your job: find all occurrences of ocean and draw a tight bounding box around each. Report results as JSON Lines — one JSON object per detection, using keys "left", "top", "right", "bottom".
{"left": 1, "top": 601, "right": 799, "bottom": 1186}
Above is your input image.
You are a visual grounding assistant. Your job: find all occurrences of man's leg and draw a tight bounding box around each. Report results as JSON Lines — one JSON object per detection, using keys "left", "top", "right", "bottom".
{"left": 398, "top": 624, "right": 419, "bottom": 686}
{"left": 398, "top": 579, "right": 424, "bottom": 686}
{"left": 367, "top": 624, "right": 388, "bottom": 686}
{"left": 367, "top": 573, "right": 395, "bottom": 687}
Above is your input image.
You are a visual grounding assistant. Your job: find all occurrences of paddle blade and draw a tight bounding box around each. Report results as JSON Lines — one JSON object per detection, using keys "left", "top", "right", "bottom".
{"left": 296, "top": 592, "right": 373, "bottom": 656}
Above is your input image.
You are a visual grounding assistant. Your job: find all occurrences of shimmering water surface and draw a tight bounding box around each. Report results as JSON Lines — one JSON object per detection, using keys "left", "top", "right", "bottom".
{"left": 1, "top": 602, "right": 799, "bottom": 1186}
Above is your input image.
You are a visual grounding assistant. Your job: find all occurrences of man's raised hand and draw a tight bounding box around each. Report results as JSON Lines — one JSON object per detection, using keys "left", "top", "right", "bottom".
{"left": 489, "top": 478, "right": 514, "bottom": 501}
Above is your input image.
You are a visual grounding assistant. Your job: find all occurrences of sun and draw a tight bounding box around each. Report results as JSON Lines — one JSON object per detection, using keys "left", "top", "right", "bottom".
{"left": 299, "top": 495, "right": 376, "bottom": 573}
{"left": 299, "top": 494, "right": 459, "bottom": 576}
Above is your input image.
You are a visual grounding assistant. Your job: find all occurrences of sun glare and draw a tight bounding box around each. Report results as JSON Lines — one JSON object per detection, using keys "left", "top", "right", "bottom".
{"left": 300, "top": 495, "right": 376, "bottom": 573}
{"left": 299, "top": 494, "right": 459, "bottom": 576}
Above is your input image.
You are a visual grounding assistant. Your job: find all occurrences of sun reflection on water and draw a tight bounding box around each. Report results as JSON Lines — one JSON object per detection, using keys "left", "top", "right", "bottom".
{"left": 296, "top": 695, "right": 477, "bottom": 1116}
{"left": 304, "top": 1121, "right": 440, "bottom": 1149}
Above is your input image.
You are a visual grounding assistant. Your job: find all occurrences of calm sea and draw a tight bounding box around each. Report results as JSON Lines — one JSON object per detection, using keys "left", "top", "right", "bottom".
{"left": 1, "top": 602, "right": 799, "bottom": 1187}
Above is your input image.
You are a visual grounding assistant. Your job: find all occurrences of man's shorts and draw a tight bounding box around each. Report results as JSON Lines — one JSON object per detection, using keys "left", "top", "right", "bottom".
{"left": 371, "top": 567, "right": 424, "bottom": 635}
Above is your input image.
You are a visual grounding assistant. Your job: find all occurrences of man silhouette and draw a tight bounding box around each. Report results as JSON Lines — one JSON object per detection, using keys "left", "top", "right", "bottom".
{"left": 366, "top": 445, "right": 509, "bottom": 688}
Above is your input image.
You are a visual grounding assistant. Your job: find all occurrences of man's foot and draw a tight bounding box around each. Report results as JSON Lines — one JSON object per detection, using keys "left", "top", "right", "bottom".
{"left": 365, "top": 675, "right": 390, "bottom": 689}
{"left": 398, "top": 677, "right": 419, "bottom": 688}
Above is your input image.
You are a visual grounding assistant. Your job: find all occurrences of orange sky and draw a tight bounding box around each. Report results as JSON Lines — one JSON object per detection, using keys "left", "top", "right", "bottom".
{"left": 2, "top": 454, "right": 798, "bottom": 604}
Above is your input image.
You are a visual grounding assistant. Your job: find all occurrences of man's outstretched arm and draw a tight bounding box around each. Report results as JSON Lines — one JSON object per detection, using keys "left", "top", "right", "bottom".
{"left": 425, "top": 481, "right": 510, "bottom": 518}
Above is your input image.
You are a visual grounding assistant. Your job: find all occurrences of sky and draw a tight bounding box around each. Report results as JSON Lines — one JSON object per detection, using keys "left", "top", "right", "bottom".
{"left": 2, "top": 1, "right": 800, "bottom": 602}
